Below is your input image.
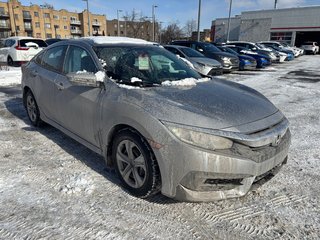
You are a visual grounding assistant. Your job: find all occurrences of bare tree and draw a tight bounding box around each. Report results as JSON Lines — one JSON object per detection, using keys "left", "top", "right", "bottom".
{"left": 123, "top": 10, "right": 151, "bottom": 40}
{"left": 41, "top": 2, "right": 54, "bottom": 9}
{"left": 183, "top": 19, "right": 197, "bottom": 40}
{"left": 161, "top": 22, "right": 184, "bottom": 44}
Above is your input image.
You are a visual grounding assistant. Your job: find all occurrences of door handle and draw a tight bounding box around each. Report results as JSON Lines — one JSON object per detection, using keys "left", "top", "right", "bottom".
{"left": 30, "top": 70, "right": 38, "bottom": 77}
{"left": 56, "top": 82, "right": 65, "bottom": 90}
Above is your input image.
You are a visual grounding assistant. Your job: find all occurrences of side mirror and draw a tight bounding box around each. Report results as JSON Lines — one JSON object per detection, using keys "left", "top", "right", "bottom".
{"left": 67, "top": 72, "right": 100, "bottom": 88}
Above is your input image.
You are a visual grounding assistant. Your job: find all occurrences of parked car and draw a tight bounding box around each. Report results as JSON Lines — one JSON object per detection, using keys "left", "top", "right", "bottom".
{"left": 164, "top": 45, "right": 223, "bottom": 76}
{"left": 225, "top": 45, "right": 272, "bottom": 68}
{"left": 218, "top": 46, "right": 257, "bottom": 70}
{"left": 45, "top": 38, "right": 64, "bottom": 46}
{"left": 171, "top": 40, "right": 239, "bottom": 73}
{"left": 258, "top": 41, "right": 298, "bottom": 58}
{"left": 229, "top": 41, "right": 279, "bottom": 62}
{"left": 22, "top": 36, "right": 291, "bottom": 202}
{"left": 257, "top": 43, "right": 293, "bottom": 61}
{"left": 0, "top": 37, "right": 47, "bottom": 66}
{"left": 280, "top": 42, "right": 304, "bottom": 56}
{"left": 300, "top": 42, "right": 319, "bottom": 54}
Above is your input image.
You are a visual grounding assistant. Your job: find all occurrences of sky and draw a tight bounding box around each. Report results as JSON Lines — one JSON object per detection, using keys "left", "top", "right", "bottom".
{"left": 20, "top": 0, "right": 320, "bottom": 29}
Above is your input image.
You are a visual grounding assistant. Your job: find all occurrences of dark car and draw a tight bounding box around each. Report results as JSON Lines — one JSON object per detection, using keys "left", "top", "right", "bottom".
{"left": 164, "top": 45, "right": 223, "bottom": 76}
{"left": 218, "top": 46, "right": 256, "bottom": 70}
{"left": 171, "top": 40, "right": 239, "bottom": 73}
{"left": 226, "top": 45, "right": 271, "bottom": 68}
{"left": 229, "top": 41, "right": 279, "bottom": 63}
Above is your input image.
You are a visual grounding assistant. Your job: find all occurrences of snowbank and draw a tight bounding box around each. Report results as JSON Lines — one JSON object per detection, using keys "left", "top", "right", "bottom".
{"left": 0, "top": 67, "right": 22, "bottom": 86}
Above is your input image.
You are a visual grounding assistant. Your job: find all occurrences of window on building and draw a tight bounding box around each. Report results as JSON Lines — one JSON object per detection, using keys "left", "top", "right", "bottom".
{"left": 63, "top": 16, "right": 67, "bottom": 20}
{"left": 0, "top": 19, "right": 7, "bottom": 27}
{"left": 114, "top": 24, "right": 117, "bottom": 28}
{"left": 27, "top": 32, "right": 32, "bottom": 37}
{"left": 23, "top": 11, "right": 31, "bottom": 19}
{"left": 35, "top": 22, "right": 40, "bottom": 28}
{"left": 120, "top": 31, "right": 124, "bottom": 34}
{"left": 0, "top": 7, "right": 5, "bottom": 14}
{"left": 270, "top": 32, "right": 292, "bottom": 44}
{"left": 46, "top": 33, "right": 52, "bottom": 38}
{"left": 24, "top": 22, "right": 32, "bottom": 29}
{"left": 53, "top": 15, "right": 59, "bottom": 20}
{"left": 45, "top": 23, "right": 51, "bottom": 29}
{"left": 64, "top": 26, "right": 68, "bottom": 30}
{"left": 34, "top": 11, "right": 39, "bottom": 17}
{"left": 44, "top": 13, "right": 50, "bottom": 18}
{"left": 120, "top": 24, "right": 123, "bottom": 28}
{"left": 70, "top": 17, "right": 76, "bottom": 21}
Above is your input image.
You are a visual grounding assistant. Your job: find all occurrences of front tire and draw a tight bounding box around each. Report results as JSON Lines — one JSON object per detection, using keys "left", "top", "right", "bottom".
{"left": 112, "top": 129, "right": 161, "bottom": 198}
{"left": 25, "top": 90, "right": 42, "bottom": 127}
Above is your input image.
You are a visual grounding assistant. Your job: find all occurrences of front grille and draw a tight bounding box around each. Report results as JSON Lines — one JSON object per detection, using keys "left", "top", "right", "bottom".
{"left": 216, "top": 130, "right": 291, "bottom": 163}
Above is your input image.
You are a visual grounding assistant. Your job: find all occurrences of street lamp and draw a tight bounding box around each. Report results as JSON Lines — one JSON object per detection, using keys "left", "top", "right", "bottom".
{"left": 117, "top": 9, "right": 122, "bottom": 36}
{"left": 197, "top": 0, "right": 201, "bottom": 41}
{"left": 82, "top": 0, "right": 91, "bottom": 36}
{"left": 11, "top": 5, "right": 19, "bottom": 36}
{"left": 226, "top": 0, "right": 233, "bottom": 42}
{"left": 152, "top": 5, "right": 158, "bottom": 42}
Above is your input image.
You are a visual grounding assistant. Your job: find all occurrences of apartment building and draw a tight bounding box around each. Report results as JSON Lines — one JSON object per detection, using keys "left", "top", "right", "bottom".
{"left": 0, "top": 0, "right": 107, "bottom": 39}
{"left": 107, "top": 19, "right": 159, "bottom": 42}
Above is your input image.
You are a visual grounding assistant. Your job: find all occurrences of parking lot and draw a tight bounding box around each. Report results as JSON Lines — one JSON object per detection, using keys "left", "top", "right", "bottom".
{"left": 0, "top": 55, "right": 319, "bottom": 239}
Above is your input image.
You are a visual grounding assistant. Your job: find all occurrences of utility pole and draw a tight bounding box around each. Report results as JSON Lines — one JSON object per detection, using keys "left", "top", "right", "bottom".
{"left": 197, "top": 0, "right": 201, "bottom": 41}
{"left": 117, "top": 9, "right": 122, "bottom": 36}
{"left": 226, "top": 0, "right": 233, "bottom": 42}
{"left": 274, "top": 0, "right": 278, "bottom": 9}
{"left": 83, "top": 0, "right": 91, "bottom": 36}
{"left": 152, "top": 5, "right": 158, "bottom": 42}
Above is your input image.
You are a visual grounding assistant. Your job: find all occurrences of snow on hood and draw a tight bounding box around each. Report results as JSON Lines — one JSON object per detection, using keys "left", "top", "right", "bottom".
{"left": 162, "top": 77, "right": 210, "bottom": 87}
{"left": 131, "top": 77, "right": 142, "bottom": 83}
{"left": 85, "top": 36, "right": 153, "bottom": 45}
{"left": 241, "top": 50, "right": 258, "bottom": 55}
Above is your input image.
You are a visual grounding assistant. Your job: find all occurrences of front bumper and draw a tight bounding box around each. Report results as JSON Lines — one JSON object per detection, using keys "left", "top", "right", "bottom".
{"left": 173, "top": 130, "right": 290, "bottom": 202}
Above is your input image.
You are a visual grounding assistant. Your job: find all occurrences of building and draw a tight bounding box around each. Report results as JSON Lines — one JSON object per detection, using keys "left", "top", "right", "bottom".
{"left": 191, "top": 29, "right": 211, "bottom": 42}
{"left": 0, "top": 0, "right": 107, "bottom": 39}
{"left": 211, "top": 6, "right": 320, "bottom": 46}
{"left": 106, "top": 19, "right": 159, "bottom": 42}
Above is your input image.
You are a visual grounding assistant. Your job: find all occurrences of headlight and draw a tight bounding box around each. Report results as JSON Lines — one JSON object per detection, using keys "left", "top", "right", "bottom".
{"left": 221, "top": 57, "right": 231, "bottom": 63}
{"left": 167, "top": 126, "right": 233, "bottom": 150}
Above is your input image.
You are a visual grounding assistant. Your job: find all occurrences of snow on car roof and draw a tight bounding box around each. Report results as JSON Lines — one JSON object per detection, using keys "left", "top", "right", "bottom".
{"left": 84, "top": 36, "right": 153, "bottom": 45}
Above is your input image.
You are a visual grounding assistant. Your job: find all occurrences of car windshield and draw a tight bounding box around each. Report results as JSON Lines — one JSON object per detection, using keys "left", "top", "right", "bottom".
{"left": 201, "top": 43, "right": 221, "bottom": 52}
{"left": 179, "top": 47, "right": 205, "bottom": 58}
{"left": 94, "top": 45, "right": 201, "bottom": 85}
{"left": 20, "top": 39, "right": 47, "bottom": 47}
{"left": 219, "top": 47, "right": 239, "bottom": 56}
{"left": 255, "top": 43, "right": 265, "bottom": 49}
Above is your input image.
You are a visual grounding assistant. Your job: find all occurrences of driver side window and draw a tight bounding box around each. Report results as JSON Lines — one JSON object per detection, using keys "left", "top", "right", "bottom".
{"left": 64, "top": 46, "right": 97, "bottom": 74}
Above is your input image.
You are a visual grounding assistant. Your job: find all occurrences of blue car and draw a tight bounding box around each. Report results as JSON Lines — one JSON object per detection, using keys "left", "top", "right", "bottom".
{"left": 225, "top": 45, "right": 272, "bottom": 68}
{"left": 218, "top": 46, "right": 257, "bottom": 70}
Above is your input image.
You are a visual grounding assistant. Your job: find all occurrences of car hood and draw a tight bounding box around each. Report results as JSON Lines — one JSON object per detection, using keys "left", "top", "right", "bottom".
{"left": 189, "top": 57, "right": 221, "bottom": 67}
{"left": 125, "top": 79, "right": 280, "bottom": 132}
{"left": 206, "top": 51, "right": 237, "bottom": 59}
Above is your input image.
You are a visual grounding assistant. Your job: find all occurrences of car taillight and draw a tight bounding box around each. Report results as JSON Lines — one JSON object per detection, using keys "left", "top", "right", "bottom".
{"left": 15, "top": 46, "right": 29, "bottom": 50}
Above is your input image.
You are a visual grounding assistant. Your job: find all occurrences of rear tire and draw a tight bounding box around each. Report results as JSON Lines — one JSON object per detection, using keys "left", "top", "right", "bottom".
{"left": 24, "top": 90, "right": 42, "bottom": 127}
{"left": 7, "top": 56, "right": 14, "bottom": 66}
{"left": 112, "top": 129, "right": 161, "bottom": 198}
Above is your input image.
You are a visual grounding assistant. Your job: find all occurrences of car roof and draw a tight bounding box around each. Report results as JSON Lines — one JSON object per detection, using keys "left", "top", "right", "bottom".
{"left": 164, "top": 45, "right": 188, "bottom": 49}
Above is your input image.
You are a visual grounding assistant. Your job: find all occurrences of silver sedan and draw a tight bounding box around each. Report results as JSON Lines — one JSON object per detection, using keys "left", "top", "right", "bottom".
{"left": 21, "top": 37, "right": 290, "bottom": 202}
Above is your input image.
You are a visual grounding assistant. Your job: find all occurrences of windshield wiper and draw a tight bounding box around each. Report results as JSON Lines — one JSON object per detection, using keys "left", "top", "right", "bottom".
{"left": 115, "top": 80, "right": 160, "bottom": 88}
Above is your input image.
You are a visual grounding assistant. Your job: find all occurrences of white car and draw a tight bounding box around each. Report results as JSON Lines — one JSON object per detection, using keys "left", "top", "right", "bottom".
{"left": 300, "top": 42, "right": 319, "bottom": 55}
{"left": 0, "top": 37, "right": 47, "bottom": 66}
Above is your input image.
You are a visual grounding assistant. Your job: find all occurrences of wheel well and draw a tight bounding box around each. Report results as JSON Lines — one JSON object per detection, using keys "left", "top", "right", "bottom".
{"left": 105, "top": 124, "right": 154, "bottom": 168}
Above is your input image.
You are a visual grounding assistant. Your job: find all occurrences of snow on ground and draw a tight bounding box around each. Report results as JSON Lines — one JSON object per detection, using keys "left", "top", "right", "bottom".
{"left": 0, "top": 67, "right": 21, "bottom": 86}
{"left": 0, "top": 56, "right": 320, "bottom": 239}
